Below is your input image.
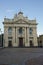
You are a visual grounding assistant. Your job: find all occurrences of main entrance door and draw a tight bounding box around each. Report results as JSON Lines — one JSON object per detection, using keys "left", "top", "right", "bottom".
{"left": 19, "top": 38, "right": 23, "bottom": 47}
{"left": 30, "top": 40, "right": 33, "bottom": 47}
{"left": 8, "top": 41, "right": 12, "bottom": 47}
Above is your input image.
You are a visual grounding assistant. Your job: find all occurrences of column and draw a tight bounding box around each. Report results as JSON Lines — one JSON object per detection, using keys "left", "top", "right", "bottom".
{"left": 4, "top": 27, "right": 8, "bottom": 47}
{"left": 24, "top": 27, "right": 26, "bottom": 46}
{"left": 15, "top": 27, "right": 16, "bottom": 43}
{"left": 25, "top": 27, "right": 29, "bottom": 47}
{"left": 16, "top": 27, "right": 18, "bottom": 47}
{"left": 12, "top": 27, "right": 15, "bottom": 46}
{"left": 27, "top": 27, "right": 29, "bottom": 46}
{"left": 33, "top": 27, "right": 38, "bottom": 46}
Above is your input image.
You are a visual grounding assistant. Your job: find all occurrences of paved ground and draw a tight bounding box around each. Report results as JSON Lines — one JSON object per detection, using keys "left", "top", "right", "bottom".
{"left": 25, "top": 55, "right": 43, "bottom": 65}
{"left": 0, "top": 48, "right": 43, "bottom": 65}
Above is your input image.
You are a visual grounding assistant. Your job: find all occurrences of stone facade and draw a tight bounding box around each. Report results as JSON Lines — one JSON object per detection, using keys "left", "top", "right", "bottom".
{"left": 3, "top": 11, "right": 38, "bottom": 47}
{"left": 38, "top": 35, "right": 43, "bottom": 47}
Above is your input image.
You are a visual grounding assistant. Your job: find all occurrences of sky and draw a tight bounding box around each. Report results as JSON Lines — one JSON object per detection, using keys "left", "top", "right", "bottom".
{"left": 0, "top": 0, "right": 43, "bottom": 36}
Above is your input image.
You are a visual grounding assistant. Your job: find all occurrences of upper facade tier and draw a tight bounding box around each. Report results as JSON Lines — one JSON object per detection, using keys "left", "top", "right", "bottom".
{"left": 3, "top": 11, "right": 37, "bottom": 25}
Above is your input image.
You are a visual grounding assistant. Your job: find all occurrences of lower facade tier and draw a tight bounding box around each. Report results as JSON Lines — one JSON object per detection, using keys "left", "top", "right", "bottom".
{"left": 3, "top": 42, "right": 38, "bottom": 47}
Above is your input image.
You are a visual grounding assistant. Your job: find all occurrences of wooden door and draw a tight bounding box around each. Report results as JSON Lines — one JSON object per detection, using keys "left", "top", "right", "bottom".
{"left": 8, "top": 41, "right": 12, "bottom": 47}
{"left": 19, "top": 38, "right": 23, "bottom": 47}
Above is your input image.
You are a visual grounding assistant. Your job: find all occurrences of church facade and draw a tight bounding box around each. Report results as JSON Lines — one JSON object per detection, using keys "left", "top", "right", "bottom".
{"left": 3, "top": 12, "right": 38, "bottom": 47}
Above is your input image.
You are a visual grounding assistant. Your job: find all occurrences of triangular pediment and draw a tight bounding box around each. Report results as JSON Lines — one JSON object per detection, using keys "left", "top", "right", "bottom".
{"left": 14, "top": 19, "right": 29, "bottom": 24}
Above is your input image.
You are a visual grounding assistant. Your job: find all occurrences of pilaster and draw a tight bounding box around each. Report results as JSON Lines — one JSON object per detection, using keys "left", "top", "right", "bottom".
{"left": 4, "top": 27, "right": 8, "bottom": 47}
{"left": 33, "top": 27, "right": 38, "bottom": 46}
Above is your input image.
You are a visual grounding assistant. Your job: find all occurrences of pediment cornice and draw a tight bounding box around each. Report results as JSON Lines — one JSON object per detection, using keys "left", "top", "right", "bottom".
{"left": 14, "top": 19, "right": 29, "bottom": 24}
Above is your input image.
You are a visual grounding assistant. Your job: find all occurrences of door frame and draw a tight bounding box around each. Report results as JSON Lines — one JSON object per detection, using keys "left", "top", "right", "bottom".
{"left": 30, "top": 40, "right": 33, "bottom": 47}
{"left": 8, "top": 40, "right": 12, "bottom": 47}
{"left": 19, "top": 37, "right": 23, "bottom": 47}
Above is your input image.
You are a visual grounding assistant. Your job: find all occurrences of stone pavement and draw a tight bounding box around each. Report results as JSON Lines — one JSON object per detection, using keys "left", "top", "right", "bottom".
{"left": 25, "top": 55, "right": 43, "bottom": 65}
{"left": 0, "top": 48, "right": 43, "bottom": 65}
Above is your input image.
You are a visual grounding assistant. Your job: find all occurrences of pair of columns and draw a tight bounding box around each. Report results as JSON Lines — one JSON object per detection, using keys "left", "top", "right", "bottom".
{"left": 13, "top": 27, "right": 29, "bottom": 46}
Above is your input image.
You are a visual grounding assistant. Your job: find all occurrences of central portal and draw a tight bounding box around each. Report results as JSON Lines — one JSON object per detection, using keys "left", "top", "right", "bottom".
{"left": 19, "top": 37, "right": 23, "bottom": 47}
{"left": 8, "top": 41, "right": 12, "bottom": 47}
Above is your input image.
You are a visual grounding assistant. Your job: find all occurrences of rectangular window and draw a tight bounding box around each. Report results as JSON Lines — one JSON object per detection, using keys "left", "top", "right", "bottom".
{"left": 29, "top": 28, "right": 33, "bottom": 35}
{"left": 19, "top": 27, "right": 22, "bottom": 34}
{"left": 8, "top": 27, "right": 12, "bottom": 35}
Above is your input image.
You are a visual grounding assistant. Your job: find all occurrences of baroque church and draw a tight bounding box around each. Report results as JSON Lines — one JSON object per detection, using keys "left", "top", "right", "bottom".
{"left": 3, "top": 11, "right": 38, "bottom": 47}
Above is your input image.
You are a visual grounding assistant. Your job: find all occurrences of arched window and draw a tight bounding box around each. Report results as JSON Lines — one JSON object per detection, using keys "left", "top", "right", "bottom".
{"left": 19, "top": 27, "right": 22, "bottom": 34}
{"left": 8, "top": 27, "right": 12, "bottom": 35}
{"left": 29, "top": 28, "right": 33, "bottom": 34}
